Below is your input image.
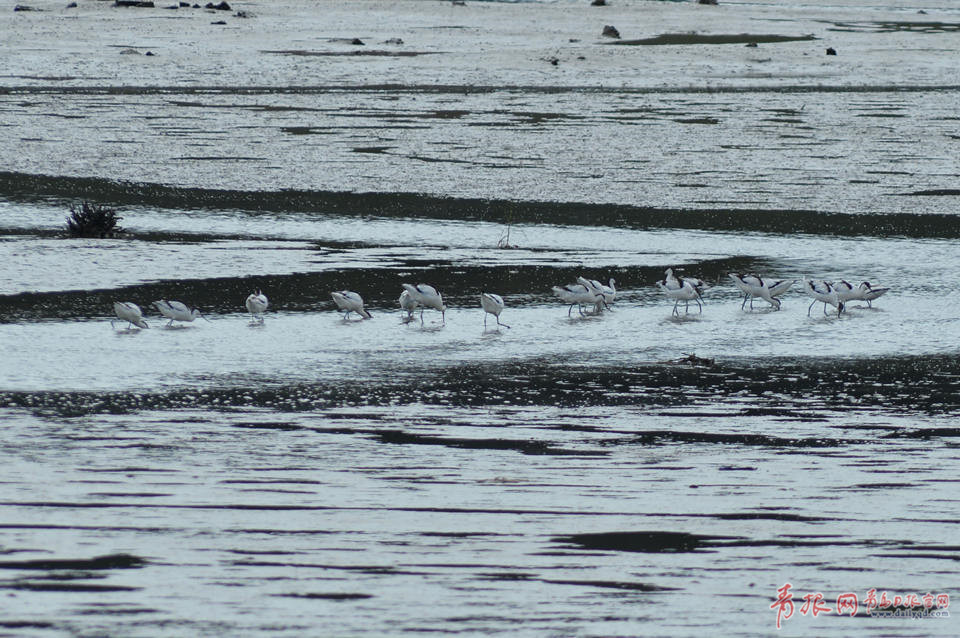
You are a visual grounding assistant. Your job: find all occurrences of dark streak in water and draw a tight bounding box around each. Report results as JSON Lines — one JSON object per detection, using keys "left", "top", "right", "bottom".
{"left": 263, "top": 49, "right": 438, "bottom": 57}
{"left": 903, "top": 189, "right": 960, "bottom": 196}
{"left": 881, "top": 428, "right": 960, "bottom": 439}
{"left": 541, "top": 579, "right": 677, "bottom": 592}
{"left": 273, "top": 592, "right": 374, "bottom": 600}
{"left": 232, "top": 422, "right": 303, "bottom": 431}
{"left": 553, "top": 531, "right": 737, "bottom": 553}
{"left": 631, "top": 430, "right": 852, "bottom": 448}
{"left": 608, "top": 34, "right": 818, "bottom": 46}
{"left": 0, "top": 554, "right": 145, "bottom": 570}
{"left": 374, "top": 429, "right": 607, "bottom": 456}
{"left": 75, "top": 606, "right": 158, "bottom": 615}
{"left": 420, "top": 531, "right": 507, "bottom": 538}
{"left": 2, "top": 582, "right": 141, "bottom": 592}
{"left": 230, "top": 561, "right": 428, "bottom": 576}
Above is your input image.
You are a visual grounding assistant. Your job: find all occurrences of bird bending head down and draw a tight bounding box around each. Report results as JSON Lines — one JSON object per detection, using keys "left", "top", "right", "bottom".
{"left": 112, "top": 301, "right": 149, "bottom": 330}
{"left": 331, "top": 290, "right": 373, "bottom": 320}
{"left": 480, "top": 292, "right": 510, "bottom": 329}
{"left": 245, "top": 290, "right": 269, "bottom": 322}
{"left": 402, "top": 283, "right": 445, "bottom": 324}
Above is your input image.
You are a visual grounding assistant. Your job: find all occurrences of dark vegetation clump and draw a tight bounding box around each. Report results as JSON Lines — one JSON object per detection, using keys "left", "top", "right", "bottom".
{"left": 65, "top": 201, "right": 124, "bottom": 238}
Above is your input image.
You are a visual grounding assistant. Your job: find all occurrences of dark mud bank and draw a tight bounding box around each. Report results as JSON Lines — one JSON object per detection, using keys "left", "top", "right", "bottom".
{"left": 4, "top": 355, "right": 958, "bottom": 417}
{"left": 2, "top": 172, "right": 958, "bottom": 239}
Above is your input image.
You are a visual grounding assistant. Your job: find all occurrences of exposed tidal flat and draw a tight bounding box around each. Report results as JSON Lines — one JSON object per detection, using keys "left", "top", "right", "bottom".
{"left": 1, "top": 0, "right": 959, "bottom": 636}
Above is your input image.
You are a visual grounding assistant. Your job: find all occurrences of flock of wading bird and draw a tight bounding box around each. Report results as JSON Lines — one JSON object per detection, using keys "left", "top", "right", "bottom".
{"left": 109, "top": 269, "right": 889, "bottom": 331}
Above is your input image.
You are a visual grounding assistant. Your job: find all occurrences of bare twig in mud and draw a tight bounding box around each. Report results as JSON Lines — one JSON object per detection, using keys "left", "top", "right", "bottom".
{"left": 659, "top": 353, "right": 715, "bottom": 367}
{"left": 65, "top": 201, "right": 124, "bottom": 238}
{"left": 496, "top": 225, "right": 517, "bottom": 249}
{"left": 495, "top": 204, "right": 519, "bottom": 249}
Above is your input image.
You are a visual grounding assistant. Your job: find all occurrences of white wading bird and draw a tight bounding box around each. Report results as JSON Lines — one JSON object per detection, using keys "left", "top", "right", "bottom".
{"left": 552, "top": 282, "right": 600, "bottom": 317}
{"left": 657, "top": 277, "right": 703, "bottom": 317}
{"left": 153, "top": 299, "right": 208, "bottom": 326}
{"left": 399, "top": 289, "right": 419, "bottom": 322}
{"left": 831, "top": 280, "right": 863, "bottom": 308}
{"left": 729, "top": 273, "right": 794, "bottom": 311}
{"left": 112, "top": 301, "right": 148, "bottom": 330}
{"left": 331, "top": 290, "right": 372, "bottom": 320}
{"left": 802, "top": 278, "right": 843, "bottom": 317}
{"left": 665, "top": 268, "right": 705, "bottom": 292}
{"left": 577, "top": 277, "right": 617, "bottom": 313}
{"left": 857, "top": 281, "right": 889, "bottom": 308}
{"left": 402, "top": 283, "right": 445, "bottom": 324}
{"left": 245, "top": 290, "right": 269, "bottom": 323}
{"left": 659, "top": 269, "right": 704, "bottom": 316}
{"left": 480, "top": 292, "right": 510, "bottom": 329}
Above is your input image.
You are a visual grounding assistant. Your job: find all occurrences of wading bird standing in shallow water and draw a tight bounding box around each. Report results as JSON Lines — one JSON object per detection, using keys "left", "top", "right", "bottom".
{"left": 402, "top": 283, "right": 445, "bottom": 324}
{"left": 331, "top": 290, "right": 372, "bottom": 320}
{"left": 153, "top": 299, "right": 207, "bottom": 326}
{"left": 552, "top": 282, "right": 601, "bottom": 317}
{"left": 802, "top": 278, "right": 843, "bottom": 317}
{"left": 857, "top": 281, "right": 889, "bottom": 308}
{"left": 245, "top": 290, "right": 268, "bottom": 323}
{"left": 831, "top": 280, "right": 862, "bottom": 308}
{"left": 112, "top": 301, "right": 148, "bottom": 330}
{"left": 480, "top": 292, "right": 510, "bottom": 329}
{"left": 658, "top": 269, "right": 704, "bottom": 316}
{"left": 577, "top": 276, "right": 617, "bottom": 313}
{"left": 728, "top": 273, "right": 794, "bottom": 311}
{"left": 399, "top": 289, "right": 419, "bottom": 323}
{"left": 657, "top": 278, "right": 703, "bottom": 316}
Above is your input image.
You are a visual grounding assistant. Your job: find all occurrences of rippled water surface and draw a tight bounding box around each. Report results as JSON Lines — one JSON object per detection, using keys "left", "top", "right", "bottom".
{"left": 2, "top": 0, "right": 959, "bottom": 636}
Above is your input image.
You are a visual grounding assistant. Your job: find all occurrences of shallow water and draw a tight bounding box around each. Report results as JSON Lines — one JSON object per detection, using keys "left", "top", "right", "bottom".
{"left": 2, "top": 0, "right": 959, "bottom": 636}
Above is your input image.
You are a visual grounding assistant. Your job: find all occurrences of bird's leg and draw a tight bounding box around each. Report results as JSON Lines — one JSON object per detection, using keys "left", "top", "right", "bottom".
{"left": 167, "top": 319, "right": 174, "bottom": 327}
{"left": 696, "top": 298, "right": 702, "bottom": 313}
{"left": 440, "top": 309, "right": 445, "bottom": 325}
{"left": 419, "top": 308, "right": 425, "bottom": 324}
{"left": 567, "top": 304, "right": 574, "bottom": 317}
{"left": 741, "top": 294, "right": 748, "bottom": 310}
{"left": 484, "top": 313, "right": 489, "bottom": 328}
{"left": 497, "top": 317, "right": 511, "bottom": 329}
{"left": 807, "top": 299, "right": 816, "bottom": 316}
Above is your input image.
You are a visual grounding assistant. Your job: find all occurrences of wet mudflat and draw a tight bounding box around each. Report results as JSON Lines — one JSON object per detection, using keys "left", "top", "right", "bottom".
{"left": 2, "top": 0, "right": 960, "bottom": 636}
